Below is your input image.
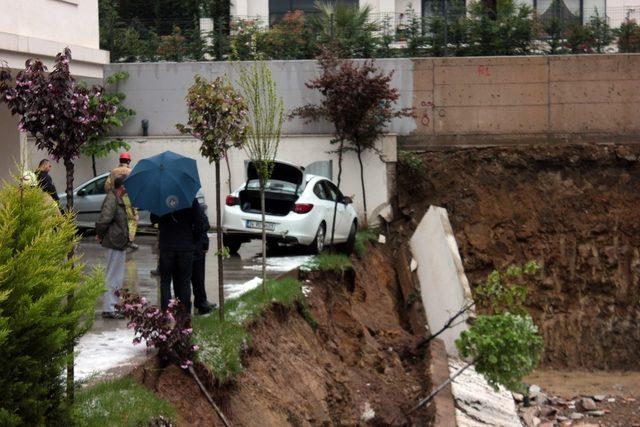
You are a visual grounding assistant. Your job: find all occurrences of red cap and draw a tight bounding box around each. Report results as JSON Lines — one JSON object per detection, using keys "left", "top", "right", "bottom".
{"left": 119, "top": 152, "right": 131, "bottom": 161}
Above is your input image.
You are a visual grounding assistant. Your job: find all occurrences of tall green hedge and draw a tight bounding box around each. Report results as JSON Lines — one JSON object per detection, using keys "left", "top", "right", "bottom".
{"left": 0, "top": 181, "right": 103, "bottom": 425}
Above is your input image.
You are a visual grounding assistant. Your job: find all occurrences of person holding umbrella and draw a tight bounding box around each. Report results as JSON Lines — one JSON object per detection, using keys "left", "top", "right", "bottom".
{"left": 125, "top": 151, "right": 204, "bottom": 314}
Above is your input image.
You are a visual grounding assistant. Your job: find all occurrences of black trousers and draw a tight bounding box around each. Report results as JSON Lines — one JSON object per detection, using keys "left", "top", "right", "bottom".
{"left": 159, "top": 250, "right": 194, "bottom": 313}
{"left": 191, "top": 254, "right": 208, "bottom": 309}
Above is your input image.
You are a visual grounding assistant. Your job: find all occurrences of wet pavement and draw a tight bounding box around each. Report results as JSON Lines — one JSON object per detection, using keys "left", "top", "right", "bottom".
{"left": 75, "top": 233, "right": 312, "bottom": 381}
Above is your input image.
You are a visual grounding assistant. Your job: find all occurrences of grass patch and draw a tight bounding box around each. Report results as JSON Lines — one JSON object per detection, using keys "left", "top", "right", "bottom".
{"left": 194, "top": 277, "right": 310, "bottom": 382}
{"left": 72, "top": 377, "right": 177, "bottom": 427}
{"left": 302, "top": 253, "right": 352, "bottom": 273}
{"left": 354, "top": 228, "right": 378, "bottom": 257}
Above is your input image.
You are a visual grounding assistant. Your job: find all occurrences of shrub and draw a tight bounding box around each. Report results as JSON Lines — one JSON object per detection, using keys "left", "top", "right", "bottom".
{"left": 616, "top": 19, "right": 640, "bottom": 52}
{"left": 0, "top": 181, "right": 103, "bottom": 425}
{"left": 589, "top": 11, "right": 614, "bottom": 53}
{"left": 475, "top": 261, "right": 539, "bottom": 316}
{"left": 116, "top": 289, "right": 197, "bottom": 370}
{"left": 354, "top": 228, "right": 378, "bottom": 257}
{"left": 303, "top": 253, "right": 353, "bottom": 273}
{"left": 229, "top": 19, "right": 264, "bottom": 60}
{"left": 156, "top": 26, "right": 188, "bottom": 61}
{"left": 543, "top": 18, "right": 568, "bottom": 54}
{"left": 566, "top": 21, "right": 595, "bottom": 53}
{"left": 456, "top": 313, "right": 543, "bottom": 393}
{"left": 72, "top": 377, "right": 177, "bottom": 427}
{"left": 260, "top": 10, "right": 315, "bottom": 60}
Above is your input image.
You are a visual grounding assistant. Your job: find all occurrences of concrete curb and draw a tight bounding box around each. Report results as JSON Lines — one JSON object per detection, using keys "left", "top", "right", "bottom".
{"left": 428, "top": 338, "right": 458, "bottom": 427}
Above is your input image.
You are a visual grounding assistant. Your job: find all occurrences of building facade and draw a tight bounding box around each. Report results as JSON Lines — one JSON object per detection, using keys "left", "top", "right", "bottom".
{"left": 0, "top": 0, "right": 108, "bottom": 181}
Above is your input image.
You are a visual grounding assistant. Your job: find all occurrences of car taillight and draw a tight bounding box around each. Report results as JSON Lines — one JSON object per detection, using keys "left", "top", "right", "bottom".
{"left": 293, "top": 203, "right": 314, "bottom": 214}
{"left": 225, "top": 195, "right": 239, "bottom": 206}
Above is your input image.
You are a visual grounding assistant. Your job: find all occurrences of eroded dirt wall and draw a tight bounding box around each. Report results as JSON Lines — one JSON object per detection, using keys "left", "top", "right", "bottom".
{"left": 396, "top": 144, "right": 640, "bottom": 369}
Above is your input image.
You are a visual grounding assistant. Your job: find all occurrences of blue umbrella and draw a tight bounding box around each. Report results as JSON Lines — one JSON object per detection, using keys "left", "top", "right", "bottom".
{"left": 124, "top": 151, "right": 201, "bottom": 216}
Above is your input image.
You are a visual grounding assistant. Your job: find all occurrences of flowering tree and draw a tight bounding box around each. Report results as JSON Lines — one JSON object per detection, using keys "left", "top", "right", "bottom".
{"left": 0, "top": 48, "right": 118, "bottom": 213}
{"left": 0, "top": 48, "right": 124, "bottom": 399}
{"left": 293, "top": 50, "right": 412, "bottom": 236}
{"left": 177, "top": 75, "right": 248, "bottom": 321}
{"left": 238, "top": 62, "right": 284, "bottom": 290}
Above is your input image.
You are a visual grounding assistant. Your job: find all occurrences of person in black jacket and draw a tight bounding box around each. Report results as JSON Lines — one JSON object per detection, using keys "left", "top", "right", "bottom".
{"left": 35, "top": 159, "right": 59, "bottom": 203}
{"left": 151, "top": 199, "right": 204, "bottom": 314}
{"left": 192, "top": 205, "right": 215, "bottom": 315}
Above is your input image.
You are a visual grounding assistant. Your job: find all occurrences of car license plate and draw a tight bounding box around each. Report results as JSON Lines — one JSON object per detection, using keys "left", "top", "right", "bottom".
{"left": 246, "top": 220, "right": 276, "bottom": 231}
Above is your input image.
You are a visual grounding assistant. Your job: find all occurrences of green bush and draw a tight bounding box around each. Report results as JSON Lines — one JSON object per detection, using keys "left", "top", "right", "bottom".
{"left": 73, "top": 378, "right": 177, "bottom": 426}
{"left": 616, "top": 18, "right": 640, "bottom": 52}
{"left": 260, "top": 10, "right": 316, "bottom": 60}
{"left": 303, "top": 253, "right": 353, "bottom": 273}
{"left": 456, "top": 314, "right": 543, "bottom": 393}
{"left": 0, "top": 181, "right": 103, "bottom": 425}
{"left": 354, "top": 228, "right": 378, "bottom": 257}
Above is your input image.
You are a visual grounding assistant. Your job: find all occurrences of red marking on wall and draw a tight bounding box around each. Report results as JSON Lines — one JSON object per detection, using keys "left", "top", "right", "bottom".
{"left": 420, "top": 101, "right": 435, "bottom": 127}
{"left": 477, "top": 65, "right": 490, "bottom": 76}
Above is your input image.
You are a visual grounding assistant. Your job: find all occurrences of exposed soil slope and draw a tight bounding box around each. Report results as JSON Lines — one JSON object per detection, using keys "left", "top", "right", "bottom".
{"left": 395, "top": 144, "right": 640, "bottom": 370}
{"left": 136, "top": 245, "right": 433, "bottom": 426}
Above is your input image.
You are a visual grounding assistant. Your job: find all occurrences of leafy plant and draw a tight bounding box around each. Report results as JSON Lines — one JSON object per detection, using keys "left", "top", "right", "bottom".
{"left": 237, "top": 63, "right": 284, "bottom": 292}
{"left": 80, "top": 71, "right": 135, "bottom": 177}
{"left": 157, "top": 26, "right": 188, "bottom": 61}
{"left": 404, "top": 5, "right": 429, "bottom": 57}
{"left": 0, "top": 180, "right": 103, "bottom": 425}
{"left": 260, "top": 11, "right": 315, "bottom": 60}
{"left": 354, "top": 228, "right": 378, "bottom": 257}
{"left": 456, "top": 313, "right": 543, "bottom": 393}
{"left": 398, "top": 150, "right": 424, "bottom": 173}
{"left": 72, "top": 377, "right": 177, "bottom": 427}
{"left": 177, "top": 75, "right": 249, "bottom": 321}
{"left": 617, "top": 18, "right": 640, "bottom": 52}
{"left": 589, "top": 10, "right": 613, "bottom": 53}
{"left": 229, "top": 18, "right": 264, "bottom": 60}
{"left": 566, "top": 21, "right": 595, "bottom": 53}
{"left": 475, "top": 261, "right": 539, "bottom": 316}
{"left": 543, "top": 18, "right": 567, "bottom": 54}
{"left": 310, "top": 1, "right": 380, "bottom": 58}
{"left": 116, "top": 289, "right": 198, "bottom": 370}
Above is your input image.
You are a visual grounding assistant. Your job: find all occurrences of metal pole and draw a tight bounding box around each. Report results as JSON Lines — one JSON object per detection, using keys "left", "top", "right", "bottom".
{"left": 443, "top": 0, "right": 449, "bottom": 56}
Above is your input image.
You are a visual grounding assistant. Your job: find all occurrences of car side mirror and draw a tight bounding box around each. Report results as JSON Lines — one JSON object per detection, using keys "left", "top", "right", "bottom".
{"left": 77, "top": 189, "right": 87, "bottom": 197}
{"left": 342, "top": 196, "right": 353, "bottom": 205}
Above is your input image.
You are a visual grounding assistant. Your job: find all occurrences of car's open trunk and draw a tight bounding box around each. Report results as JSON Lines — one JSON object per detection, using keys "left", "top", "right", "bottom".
{"left": 239, "top": 161, "right": 305, "bottom": 216}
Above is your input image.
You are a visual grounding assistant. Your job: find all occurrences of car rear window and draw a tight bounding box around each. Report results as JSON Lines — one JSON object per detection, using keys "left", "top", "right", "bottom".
{"left": 246, "top": 179, "right": 299, "bottom": 195}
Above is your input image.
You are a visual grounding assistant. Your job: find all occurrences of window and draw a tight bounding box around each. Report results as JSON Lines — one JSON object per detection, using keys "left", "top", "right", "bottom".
{"left": 313, "top": 182, "right": 328, "bottom": 200}
{"left": 83, "top": 177, "right": 107, "bottom": 195}
{"left": 269, "top": 0, "right": 358, "bottom": 22}
{"left": 321, "top": 180, "right": 344, "bottom": 203}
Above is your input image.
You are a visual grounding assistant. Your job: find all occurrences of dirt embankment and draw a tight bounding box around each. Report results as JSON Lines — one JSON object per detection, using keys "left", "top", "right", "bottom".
{"left": 395, "top": 144, "right": 640, "bottom": 370}
{"left": 136, "top": 245, "right": 433, "bottom": 426}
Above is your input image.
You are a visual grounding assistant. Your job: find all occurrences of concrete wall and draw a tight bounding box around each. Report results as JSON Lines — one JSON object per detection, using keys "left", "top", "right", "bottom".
{"left": 405, "top": 54, "right": 640, "bottom": 148}
{"left": 25, "top": 134, "right": 396, "bottom": 226}
{"left": 410, "top": 206, "right": 474, "bottom": 355}
{"left": 0, "top": 105, "right": 21, "bottom": 183}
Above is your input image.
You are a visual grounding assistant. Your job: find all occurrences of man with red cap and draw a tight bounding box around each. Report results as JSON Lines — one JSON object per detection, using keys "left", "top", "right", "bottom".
{"left": 105, "top": 152, "right": 139, "bottom": 249}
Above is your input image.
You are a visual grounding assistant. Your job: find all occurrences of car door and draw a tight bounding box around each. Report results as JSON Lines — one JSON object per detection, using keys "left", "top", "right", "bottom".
{"left": 311, "top": 180, "right": 335, "bottom": 236}
{"left": 74, "top": 175, "right": 108, "bottom": 228}
{"left": 321, "top": 180, "right": 348, "bottom": 241}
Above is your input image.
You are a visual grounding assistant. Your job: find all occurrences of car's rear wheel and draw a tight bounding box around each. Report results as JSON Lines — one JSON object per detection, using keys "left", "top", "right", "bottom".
{"left": 309, "top": 223, "right": 326, "bottom": 254}
{"left": 342, "top": 221, "right": 357, "bottom": 255}
{"left": 224, "top": 235, "right": 242, "bottom": 255}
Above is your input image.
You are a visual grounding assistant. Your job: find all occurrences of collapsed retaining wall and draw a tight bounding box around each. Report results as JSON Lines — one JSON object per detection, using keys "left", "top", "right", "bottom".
{"left": 396, "top": 143, "right": 640, "bottom": 370}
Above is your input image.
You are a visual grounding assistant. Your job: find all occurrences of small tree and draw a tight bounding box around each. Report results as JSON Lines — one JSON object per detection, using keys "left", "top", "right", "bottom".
{"left": 0, "top": 180, "right": 103, "bottom": 425}
{"left": 238, "top": 63, "right": 284, "bottom": 290}
{"left": 0, "top": 48, "right": 124, "bottom": 397}
{"left": 617, "top": 18, "right": 640, "bottom": 52}
{"left": 177, "top": 75, "right": 248, "bottom": 321}
{"left": 589, "top": 10, "right": 614, "bottom": 53}
{"left": 80, "top": 71, "right": 135, "bottom": 177}
{"left": 293, "top": 50, "right": 412, "bottom": 234}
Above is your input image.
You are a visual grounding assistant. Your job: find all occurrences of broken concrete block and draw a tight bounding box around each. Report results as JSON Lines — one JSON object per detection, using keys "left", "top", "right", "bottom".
{"left": 586, "top": 410, "right": 605, "bottom": 417}
{"left": 410, "top": 258, "right": 418, "bottom": 272}
{"left": 570, "top": 412, "right": 584, "bottom": 420}
{"left": 592, "top": 394, "right": 606, "bottom": 402}
{"left": 378, "top": 234, "right": 386, "bottom": 244}
{"left": 512, "top": 392, "right": 524, "bottom": 402}
{"left": 529, "top": 384, "right": 541, "bottom": 398}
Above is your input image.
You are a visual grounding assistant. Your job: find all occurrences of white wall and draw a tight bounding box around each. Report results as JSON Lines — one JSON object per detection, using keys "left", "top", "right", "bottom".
{"left": 410, "top": 206, "right": 475, "bottom": 355}
{"left": 0, "top": 0, "right": 99, "bottom": 50}
{"left": 24, "top": 135, "right": 396, "bottom": 226}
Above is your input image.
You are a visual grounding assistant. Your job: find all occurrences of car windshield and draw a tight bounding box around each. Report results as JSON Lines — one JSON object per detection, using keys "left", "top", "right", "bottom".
{"left": 246, "top": 179, "right": 299, "bottom": 195}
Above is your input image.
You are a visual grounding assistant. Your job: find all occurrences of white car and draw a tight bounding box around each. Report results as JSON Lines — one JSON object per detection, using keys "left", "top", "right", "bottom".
{"left": 222, "top": 161, "right": 358, "bottom": 254}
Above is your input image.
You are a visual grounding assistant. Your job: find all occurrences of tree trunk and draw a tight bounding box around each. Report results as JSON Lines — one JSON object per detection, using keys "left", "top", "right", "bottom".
{"left": 215, "top": 160, "right": 225, "bottom": 321}
{"left": 91, "top": 154, "right": 97, "bottom": 177}
{"left": 330, "top": 140, "right": 344, "bottom": 247}
{"left": 260, "top": 180, "right": 267, "bottom": 293}
{"left": 63, "top": 157, "right": 75, "bottom": 402}
{"left": 355, "top": 145, "right": 368, "bottom": 228}
{"left": 224, "top": 153, "right": 232, "bottom": 194}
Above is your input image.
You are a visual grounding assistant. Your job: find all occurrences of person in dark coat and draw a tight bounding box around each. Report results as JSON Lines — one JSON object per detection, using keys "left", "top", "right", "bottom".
{"left": 192, "top": 205, "right": 215, "bottom": 315}
{"left": 95, "top": 176, "right": 129, "bottom": 318}
{"left": 151, "top": 199, "right": 204, "bottom": 314}
{"left": 35, "top": 159, "right": 59, "bottom": 203}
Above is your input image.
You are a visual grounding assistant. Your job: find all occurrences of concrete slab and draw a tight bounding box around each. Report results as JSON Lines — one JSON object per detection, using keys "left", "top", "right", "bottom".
{"left": 410, "top": 206, "right": 474, "bottom": 355}
{"left": 449, "top": 358, "right": 522, "bottom": 427}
